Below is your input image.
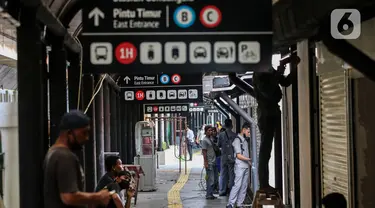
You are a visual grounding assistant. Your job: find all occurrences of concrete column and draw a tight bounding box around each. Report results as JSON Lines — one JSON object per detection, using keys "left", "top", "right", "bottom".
{"left": 110, "top": 88, "right": 118, "bottom": 151}
{"left": 165, "top": 113, "right": 170, "bottom": 147}
{"left": 297, "top": 40, "right": 312, "bottom": 208}
{"left": 81, "top": 75, "right": 97, "bottom": 191}
{"left": 0, "top": 102, "right": 19, "bottom": 208}
{"left": 94, "top": 76, "right": 105, "bottom": 179}
{"left": 103, "top": 83, "right": 111, "bottom": 152}
{"left": 17, "top": 8, "right": 49, "bottom": 207}
{"left": 116, "top": 93, "right": 122, "bottom": 158}
{"left": 160, "top": 113, "right": 165, "bottom": 149}
{"left": 49, "top": 37, "right": 68, "bottom": 143}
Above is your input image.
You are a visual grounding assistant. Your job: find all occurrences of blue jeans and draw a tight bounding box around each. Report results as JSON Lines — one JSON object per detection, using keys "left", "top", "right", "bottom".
{"left": 206, "top": 163, "right": 218, "bottom": 197}
{"left": 219, "top": 161, "right": 235, "bottom": 195}
{"left": 216, "top": 157, "right": 221, "bottom": 173}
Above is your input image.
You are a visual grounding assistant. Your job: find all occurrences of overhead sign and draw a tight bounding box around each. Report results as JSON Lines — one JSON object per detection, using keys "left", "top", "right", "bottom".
{"left": 81, "top": 1, "right": 272, "bottom": 74}
{"left": 207, "top": 109, "right": 219, "bottom": 113}
{"left": 144, "top": 104, "right": 190, "bottom": 114}
{"left": 123, "top": 86, "right": 202, "bottom": 103}
{"left": 200, "top": 6, "right": 222, "bottom": 28}
{"left": 118, "top": 73, "right": 200, "bottom": 87}
{"left": 189, "top": 106, "right": 205, "bottom": 112}
{"left": 120, "top": 73, "right": 202, "bottom": 103}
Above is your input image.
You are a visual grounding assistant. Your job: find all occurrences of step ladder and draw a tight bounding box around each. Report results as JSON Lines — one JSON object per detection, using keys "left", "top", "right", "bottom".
{"left": 252, "top": 190, "right": 284, "bottom": 208}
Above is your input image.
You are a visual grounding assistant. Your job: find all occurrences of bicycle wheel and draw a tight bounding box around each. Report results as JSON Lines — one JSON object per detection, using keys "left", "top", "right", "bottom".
{"left": 199, "top": 167, "right": 207, "bottom": 191}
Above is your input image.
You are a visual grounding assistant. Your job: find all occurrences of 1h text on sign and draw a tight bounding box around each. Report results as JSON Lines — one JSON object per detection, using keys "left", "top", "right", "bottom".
{"left": 81, "top": 0, "right": 272, "bottom": 74}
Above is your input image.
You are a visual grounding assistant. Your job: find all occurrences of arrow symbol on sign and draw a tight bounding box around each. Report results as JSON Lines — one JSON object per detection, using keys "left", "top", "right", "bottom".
{"left": 88, "top": 7, "right": 105, "bottom": 27}
{"left": 124, "top": 76, "right": 131, "bottom": 84}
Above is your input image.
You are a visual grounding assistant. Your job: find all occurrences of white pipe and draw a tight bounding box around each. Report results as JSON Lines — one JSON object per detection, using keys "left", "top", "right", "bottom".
{"left": 0, "top": 103, "right": 19, "bottom": 208}
{"left": 160, "top": 113, "right": 165, "bottom": 145}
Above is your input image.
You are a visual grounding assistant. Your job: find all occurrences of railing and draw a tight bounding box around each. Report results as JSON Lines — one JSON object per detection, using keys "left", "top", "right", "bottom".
{"left": 0, "top": 89, "right": 16, "bottom": 103}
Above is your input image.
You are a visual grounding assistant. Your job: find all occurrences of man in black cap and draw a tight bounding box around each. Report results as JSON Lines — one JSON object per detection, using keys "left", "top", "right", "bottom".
{"left": 217, "top": 118, "right": 237, "bottom": 196}
{"left": 43, "top": 110, "right": 111, "bottom": 208}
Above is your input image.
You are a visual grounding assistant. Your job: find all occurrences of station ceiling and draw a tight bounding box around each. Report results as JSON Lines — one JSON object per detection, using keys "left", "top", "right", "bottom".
{"left": 0, "top": 65, "right": 17, "bottom": 90}
{"left": 13, "top": 0, "right": 375, "bottom": 91}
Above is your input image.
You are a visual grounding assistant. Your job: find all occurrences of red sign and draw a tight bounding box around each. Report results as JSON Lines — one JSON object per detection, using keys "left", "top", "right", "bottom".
{"left": 115, "top": 42, "right": 137, "bottom": 64}
{"left": 171, "top": 74, "right": 181, "bottom": 84}
{"left": 200, "top": 6, "right": 222, "bottom": 28}
{"left": 135, "top": 90, "right": 145, "bottom": 100}
{"left": 153, "top": 106, "right": 158, "bottom": 112}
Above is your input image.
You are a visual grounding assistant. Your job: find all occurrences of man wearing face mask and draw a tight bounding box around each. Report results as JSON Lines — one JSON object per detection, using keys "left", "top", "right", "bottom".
{"left": 95, "top": 156, "right": 124, "bottom": 192}
{"left": 43, "top": 110, "right": 111, "bottom": 208}
{"left": 227, "top": 123, "right": 251, "bottom": 208}
{"left": 100, "top": 170, "right": 134, "bottom": 208}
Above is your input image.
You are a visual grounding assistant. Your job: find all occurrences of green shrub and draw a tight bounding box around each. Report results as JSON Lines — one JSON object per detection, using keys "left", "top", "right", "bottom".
{"left": 162, "top": 142, "right": 167, "bottom": 150}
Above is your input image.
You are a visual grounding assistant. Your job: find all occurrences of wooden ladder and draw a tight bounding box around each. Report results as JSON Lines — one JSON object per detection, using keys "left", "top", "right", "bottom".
{"left": 252, "top": 190, "right": 284, "bottom": 208}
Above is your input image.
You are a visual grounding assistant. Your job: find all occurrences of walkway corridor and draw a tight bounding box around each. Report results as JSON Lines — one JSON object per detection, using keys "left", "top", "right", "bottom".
{"left": 135, "top": 148, "right": 228, "bottom": 208}
{"left": 180, "top": 167, "right": 229, "bottom": 208}
{"left": 135, "top": 146, "right": 276, "bottom": 208}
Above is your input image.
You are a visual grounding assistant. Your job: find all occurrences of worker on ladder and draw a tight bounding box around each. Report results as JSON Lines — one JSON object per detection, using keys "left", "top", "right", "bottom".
{"left": 226, "top": 123, "right": 251, "bottom": 208}
{"left": 253, "top": 55, "right": 299, "bottom": 193}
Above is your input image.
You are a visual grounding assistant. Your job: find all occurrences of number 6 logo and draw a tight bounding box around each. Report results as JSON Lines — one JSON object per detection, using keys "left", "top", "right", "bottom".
{"left": 330, "top": 9, "right": 361, "bottom": 39}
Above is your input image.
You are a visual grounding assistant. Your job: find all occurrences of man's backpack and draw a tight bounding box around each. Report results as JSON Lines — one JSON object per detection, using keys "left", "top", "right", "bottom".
{"left": 223, "top": 130, "right": 237, "bottom": 163}
{"left": 232, "top": 136, "right": 245, "bottom": 156}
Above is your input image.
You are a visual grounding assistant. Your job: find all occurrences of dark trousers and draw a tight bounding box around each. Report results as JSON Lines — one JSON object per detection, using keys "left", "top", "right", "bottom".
{"left": 219, "top": 161, "right": 235, "bottom": 195}
{"left": 257, "top": 108, "right": 281, "bottom": 188}
{"left": 186, "top": 141, "right": 193, "bottom": 160}
{"left": 206, "top": 163, "right": 218, "bottom": 197}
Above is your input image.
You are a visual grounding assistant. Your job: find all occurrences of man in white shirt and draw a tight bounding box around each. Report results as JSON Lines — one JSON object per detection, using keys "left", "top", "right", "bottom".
{"left": 185, "top": 126, "right": 195, "bottom": 161}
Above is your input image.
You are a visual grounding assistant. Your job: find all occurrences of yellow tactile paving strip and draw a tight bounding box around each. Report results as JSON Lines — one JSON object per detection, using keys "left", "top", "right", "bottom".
{"left": 167, "top": 168, "right": 191, "bottom": 208}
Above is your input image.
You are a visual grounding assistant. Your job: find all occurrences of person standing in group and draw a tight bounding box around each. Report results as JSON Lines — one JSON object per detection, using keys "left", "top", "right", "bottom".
{"left": 43, "top": 110, "right": 111, "bottom": 208}
{"left": 185, "top": 126, "right": 195, "bottom": 161}
{"left": 227, "top": 123, "right": 251, "bottom": 208}
{"left": 216, "top": 121, "right": 222, "bottom": 131}
{"left": 211, "top": 127, "right": 220, "bottom": 194}
{"left": 217, "top": 119, "right": 237, "bottom": 196}
{"left": 201, "top": 125, "right": 218, "bottom": 200}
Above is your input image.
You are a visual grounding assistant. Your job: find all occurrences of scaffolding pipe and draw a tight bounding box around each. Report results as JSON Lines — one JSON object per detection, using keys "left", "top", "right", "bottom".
{"left": 250, "top": 122, "right": 258, "bottom": 193}
{"left": 183, "top": 117, "right": 187, "bottom": 175}
{"left": 220, "top": 93, "right": 256, "bottom": 124}
{"left": 215, "top": 99, "right": 238, "bottom": 118}
{"left": 179, "top": 117, "right": 182, "bottom": 174}
{"left": 21, "top": 0, "right": 81, "bottom": 53}
{"left": 228, "top": 73, "right": 255, "bottom": 97}
{"left": 228, "top": 75, "right": 259, "bottom": 192}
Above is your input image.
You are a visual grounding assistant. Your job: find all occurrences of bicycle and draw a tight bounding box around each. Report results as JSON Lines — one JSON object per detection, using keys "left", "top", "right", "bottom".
{"left": 173, "top": 140, "right": 188, "bottom": 161}
{"left": 198, "top": 167, "right": 207, "bottom": 191}
{"left": 198, "top": 167, "right": 253, "bottom": 207}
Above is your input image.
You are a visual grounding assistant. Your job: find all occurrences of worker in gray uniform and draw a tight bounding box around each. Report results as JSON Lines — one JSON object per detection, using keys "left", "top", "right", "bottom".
{"left": 226, "top": 123, "right": 251, "bottom": 208}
